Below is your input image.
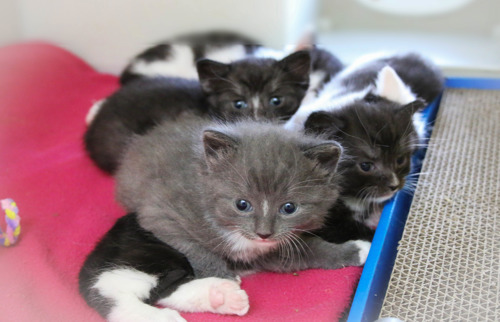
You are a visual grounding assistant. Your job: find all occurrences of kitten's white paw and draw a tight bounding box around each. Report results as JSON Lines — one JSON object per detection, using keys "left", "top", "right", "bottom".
{"left": 158, "top": 308, "right": 186, "bottom": 322}
{"left": 85, "top": 99, "right": 105, "bottom": 125}
{"left": 353, "top": 240, "right": 371, "bottom": 265}
{"left": 208, "top": 280, "right": 249, "bottom": 316}
{"left": 109, "top": 306, "right": 186, "bottom": 322}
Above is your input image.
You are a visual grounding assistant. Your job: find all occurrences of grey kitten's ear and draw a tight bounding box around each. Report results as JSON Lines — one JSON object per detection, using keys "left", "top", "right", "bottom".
{"left": 277, "top": 50, "right": 311, "bottom": 81}
{"left": 302, "top": 142, "right": 342, "bottom": 172}
{"left": 304, "top": 111, "right": 346, "bottom": 138}
{"left": 202, "top": 130, "right": 238, "bottom": 168}
{"left": 196, "top": 59, "right": 231, "bottom": 92}
{"left": 398, "top": 98, "right": 426, "bottom": 116}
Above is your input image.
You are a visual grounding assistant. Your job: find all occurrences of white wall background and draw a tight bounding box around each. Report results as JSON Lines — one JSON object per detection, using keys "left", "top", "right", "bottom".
{"left": 1, "top": 0, "right": 498, "bottom": 76}
{"left": 0, "top": 0, "right": 316, "bottom": 74}
{"left": 316, "top": 0, "right": 500, "bottom": 76}
{"left": 0, "top": 0, "right": 21, "bottom": 45}
{"left": 318, "top": 0, "right": 499, "bottom": 36}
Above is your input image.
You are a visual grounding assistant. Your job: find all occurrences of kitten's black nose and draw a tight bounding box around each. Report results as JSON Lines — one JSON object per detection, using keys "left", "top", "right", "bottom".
{"left": 257, "top": 233, "right": 271, "bottom": 240}
{"left": 388, "top": 185, "right": 398, "bottom": 191}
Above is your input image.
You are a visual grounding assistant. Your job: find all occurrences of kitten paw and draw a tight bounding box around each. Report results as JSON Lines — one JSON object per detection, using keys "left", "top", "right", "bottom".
{"left": 353, "top": 240, "right": 371, "bottom": 265}
{"left": 208, "top": 280, "right": 249, "bottom": 316}
{"left": 109, "top": 305, "right": 186, "bottom": 322}
{"left": 159, "top": 308, "right": 186, "bottom": 322}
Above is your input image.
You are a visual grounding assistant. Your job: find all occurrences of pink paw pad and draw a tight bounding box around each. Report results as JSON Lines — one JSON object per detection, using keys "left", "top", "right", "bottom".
{"left": 208, "top": 281, "right": 249, "bottom": 316}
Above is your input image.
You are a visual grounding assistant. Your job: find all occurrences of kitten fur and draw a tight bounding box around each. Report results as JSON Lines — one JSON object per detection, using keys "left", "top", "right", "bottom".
{"left": 78, "top": 117, "right": 371, "bottom": 320}
{"left": 84, "top": 50, "right": 311, "bottom": 173}
{"left": 284, "top": 54, "right": 441, "bottom": 241}
{"left": 307, "top": 98, "right": 424, "bottom": 243}
{"left": 119, "top": 30, "right": 343, "bottom": 104}
{"left": 120, "top": 31, "right": 261, "bottom": 85}
{"left": 284, "top": 52, "right": 444, "bottom": 134}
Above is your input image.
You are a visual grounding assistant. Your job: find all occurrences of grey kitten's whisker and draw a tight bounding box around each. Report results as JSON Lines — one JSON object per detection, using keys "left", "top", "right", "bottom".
{"left": 292, "top": 228, "right": 321, "bottom": 240}
{"left": 278, "top": 236, "right": 295, "bottom": 269}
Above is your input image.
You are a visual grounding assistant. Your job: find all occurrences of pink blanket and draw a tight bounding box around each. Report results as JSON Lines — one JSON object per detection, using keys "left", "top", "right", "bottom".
{"left": 0, "top": 42, "right": 361, "bottom": 322}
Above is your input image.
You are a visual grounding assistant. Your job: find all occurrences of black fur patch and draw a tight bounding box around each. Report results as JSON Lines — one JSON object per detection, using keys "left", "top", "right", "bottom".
{"left": 79, "top": 213, "right": 194, "bottom": 317}
{"left": 84, "top": 77, "right": 208, "bottom": 173}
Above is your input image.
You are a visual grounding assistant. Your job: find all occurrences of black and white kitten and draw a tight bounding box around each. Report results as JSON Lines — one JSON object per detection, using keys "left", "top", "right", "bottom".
{"left": 307, "top": 97, "right": 425, "bottom": 243}
{"left": 80, "top": 117, "right": 370, "bottom": 321}
{"left": 284, "top": 53, "right": 443, "bottom": 242}
{"left": 84, "top": 50, "right": 311, "bottom": 173}
{"left": 118, "top": 30, "right": 343, "bottom": 105}
{"left": 285, "top": 52, "right": 444, "bottom": 139}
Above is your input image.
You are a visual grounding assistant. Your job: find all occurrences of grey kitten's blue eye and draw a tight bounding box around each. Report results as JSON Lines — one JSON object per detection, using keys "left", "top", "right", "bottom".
{"left": 233, "top": 100, "right": 248, "bottom": 109}
{"left": 236, "top": 199, "right": 252, "bottom": 212}
{"left": 396, "top": 156, "right": 406, "bottom": 165}
{"left": 280, "top": 202, "right": 297, "bottom": 215}
{"left": 269, "top": 97, "right": 282, "bottom": 106}
{"left": 359, "top": 162, "right": 373, "bottom": 172}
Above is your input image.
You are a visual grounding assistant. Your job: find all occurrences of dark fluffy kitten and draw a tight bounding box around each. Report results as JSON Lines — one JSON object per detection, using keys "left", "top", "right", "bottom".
{"left": 305, "top": 97, "right": 425, "bottom": 243}
{"left": 119, "top": 30, "right": 343, "bottom": 104}
{"left": 196, "top": 51, "right": 310, "bottom": 121}
{"left": 79, "top": 117, "right": 370, "bottom": 321}
{"left": 84, "top": 50, "right": 310, "bottom": 173}
{"left": 285, "top": 53, "right": 443, "bottom": 242}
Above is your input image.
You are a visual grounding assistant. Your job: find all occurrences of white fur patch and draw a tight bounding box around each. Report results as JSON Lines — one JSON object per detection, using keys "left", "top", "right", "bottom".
{"left": 204, "top": 44, "right": 247, "bottom": 64}
{"left": 412, "top": 111, "right": 426, "bottom": 141}
{"left": 364, "top": 211, "right": 381, "bottom": 230}
{"left": 342, "top": 197, "right": 368, "bottom": 213}
{"left": 158, "top": 277, "right": 249, "bottom": 316}
{"left": 252, "top": 96, "right": 260, "bottom": 119}
{"left": 224, "top": 230, "right": 277, "bottom": 262}
{"left": 283, "top": 86, "right": 371, "bottom": 132}
{"left": 375, "top": 66, "right": 416, "bottom": 104}
{"left": 252, "top": 47, "right": 286, "bottom": 60}
{"left": 336, "top": 51, "right": 391, "bottom": 80}
{"left": 94, "top": 268, "right": 186, "bottom": 322}
{"left": 301, "top": 70, "right": 327, "bottom": 105}
{"left": 130, "top": 44, "right": 198, "bottom": 80}
{"left": 85, "top": 99, "right": 105, "bottom": 125}
{"left": 262, "top": 199, "right": 269, "bottom": 217}
{"left": 94, "top": 268, "right": 158, "bottom": 300}
{"left": 353, "top": 240, "right": 371, "bottom": 265}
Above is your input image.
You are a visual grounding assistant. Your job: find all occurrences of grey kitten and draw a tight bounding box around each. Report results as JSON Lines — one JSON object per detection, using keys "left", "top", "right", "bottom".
{"left": 79, "top": 116, "right": 370, "bottom": 321}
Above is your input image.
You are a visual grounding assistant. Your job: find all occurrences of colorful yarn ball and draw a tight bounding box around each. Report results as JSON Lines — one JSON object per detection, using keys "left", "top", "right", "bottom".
{"left": 1, "top": 198, "right": 21, "bottom": 246}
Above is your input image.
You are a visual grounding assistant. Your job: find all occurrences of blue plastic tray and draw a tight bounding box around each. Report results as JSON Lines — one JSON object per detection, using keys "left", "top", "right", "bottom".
{"left": 347, "top": 77, "right": 500, "bottom": 322}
